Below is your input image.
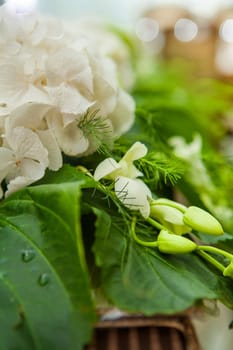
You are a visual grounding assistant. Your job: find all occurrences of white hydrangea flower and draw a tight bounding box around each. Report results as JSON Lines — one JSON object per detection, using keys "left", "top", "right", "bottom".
{"left": 0, "top": 5, "right": 135, "bottom": 196}
{"left": 0, "top": 5, "right": 135, "bottom": 125}
{"left": 115, "top": 176, "right": 152, "bottom": 218}
{"left": 94, "top": 142, "right": 152, "bottom": 217}
{"left": 43, "top": 45, "right": 134, "bottom": 155}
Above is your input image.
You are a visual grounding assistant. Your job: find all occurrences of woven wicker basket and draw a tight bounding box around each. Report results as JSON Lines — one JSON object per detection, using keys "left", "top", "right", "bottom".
{"left": 85, "top": 313, "right": 200, "bottom": 350}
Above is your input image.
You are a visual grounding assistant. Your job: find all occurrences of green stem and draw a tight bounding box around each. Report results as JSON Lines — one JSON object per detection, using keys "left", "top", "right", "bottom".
{"left": 196, "top": 250, "right": 225, "bottom": 273}
{"left": 198, "top": 245, "right": 233, "bottom": 261}
{"left": 150, "top": 199, "right": 186, "bottom": 213}
{"left": 146, "top": 217, "right": 165, "bottom": 231}
{"left": 131, "top": 217, "right": 158, "bottom": 247}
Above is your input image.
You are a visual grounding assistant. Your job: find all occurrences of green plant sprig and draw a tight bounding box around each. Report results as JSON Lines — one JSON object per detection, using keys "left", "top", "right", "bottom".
{"left": 136, "top": 152, "right": 184, "bottom": 187}
{"left": 78, "top": 109, "right": 113, "bottom": 154}
{"left": 77, "top": 165, "right": 133, "bottom": 225}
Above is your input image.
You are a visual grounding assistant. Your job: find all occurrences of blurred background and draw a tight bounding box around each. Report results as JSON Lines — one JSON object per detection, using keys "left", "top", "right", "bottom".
{"left": 2, "top": 1, "right": 233, "bottom": 349}
{"left": 4, "top": 0, "right": 233, "bottom": 79}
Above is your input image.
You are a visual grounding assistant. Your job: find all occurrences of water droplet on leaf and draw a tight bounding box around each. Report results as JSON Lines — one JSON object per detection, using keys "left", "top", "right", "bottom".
{"left": 21, "top": 249, "right": 35, "bottom": 262}
{"left": 38, "top": 273, "right": 50, "bottom": 286}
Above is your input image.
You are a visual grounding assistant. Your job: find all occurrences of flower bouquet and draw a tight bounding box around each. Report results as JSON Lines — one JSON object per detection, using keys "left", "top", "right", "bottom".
{"left": 0, "top": 4, "right": 233, "bottom": 350}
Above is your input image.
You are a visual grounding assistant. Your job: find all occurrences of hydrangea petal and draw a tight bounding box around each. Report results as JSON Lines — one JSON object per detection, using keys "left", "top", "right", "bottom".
{"left": 0, "top": 148, "right": 15, "bottom": 193}
{"left": 6, "top": 176, "right": 37, "bottom": 197}
{"left": 46, "top": 48, "right": 90, "bottom": 86}
{"left": 109, "top": 89, "right": 135, "bottom": 138}
{"left": 0, "top": 62, "right": 49, "bottom": 109}
{"left": 91, "top": 56, "right": 118, "bottom": 115}
{"left": 91, "top": 55, "right": 118, "bottom": 91}
{"left": 0, "top": 63, "right": 25, "bottom": 100}
{"left": 46, "top": 84, "right": 93, "bottom": 114}
{"left": 72, "top": 67, "right": 93, "bottom": 94}
{"left": 7, "top": 127, "right": 49, "bottom": 166}
{"left": 19, "top": 158, "right": 46, "bottom": 180}
{"left": 37, "top": 129, "right": 62, "bottom": 171}
{"left": 50, "top": 118, "right": 89, "bottom": 156}
{"left": 0, "top": 147, "right": 14, "bottom": 172}
{"left": 6, "top": 102, "right": 51, "bottom": 130}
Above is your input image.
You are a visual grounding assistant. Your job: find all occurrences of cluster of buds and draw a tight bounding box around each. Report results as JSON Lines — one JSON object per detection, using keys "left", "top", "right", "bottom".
{"left": 147, "top": 198, "right": 233, "bottom": 279}
{"left": 93, "top": 141, "right": 233, "bottom": 280}
{"left": 150, "top": 198, "right": 223, "bottom": 254}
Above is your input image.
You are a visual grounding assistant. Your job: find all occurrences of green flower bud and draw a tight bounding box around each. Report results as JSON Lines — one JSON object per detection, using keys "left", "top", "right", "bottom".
{"left": 150, "top": 201, "right": 190, "bottom": 235}
{"left": 183, "top": 206, "right": 224, "bottom": 235}
{"left": 223, "top": 262, "right": 233, "bottom": 279}
{"left": 157, "top": 229, "right": 197, "bottom": 254}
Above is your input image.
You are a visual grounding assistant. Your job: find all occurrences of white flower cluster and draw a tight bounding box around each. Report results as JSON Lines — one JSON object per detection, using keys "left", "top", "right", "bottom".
{"left": 0, "top": 5, "right": 135, "bottom": 198}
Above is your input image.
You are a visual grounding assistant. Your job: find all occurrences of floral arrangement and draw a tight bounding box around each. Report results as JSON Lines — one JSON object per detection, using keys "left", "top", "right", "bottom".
{"left": 0, "top": 4, "right": 233, "bottom": 350}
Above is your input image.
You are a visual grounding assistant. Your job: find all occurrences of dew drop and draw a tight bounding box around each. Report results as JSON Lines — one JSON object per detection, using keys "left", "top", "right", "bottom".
{"left": 38, "top": 273, "right": 50, "bottom": 286}
{"left": 21, "top": 249, "right": 35, "bottom": 263}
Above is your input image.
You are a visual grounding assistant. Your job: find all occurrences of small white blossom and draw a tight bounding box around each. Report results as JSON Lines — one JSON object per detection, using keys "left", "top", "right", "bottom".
{"left": 94, "top": 142, "right": 152, "bottom": 217}
{"left": 115, "top": 176, "right": 152, "bottom": 218}
{"left": 169, "top": 134, "right": 213, "bottom": 189}
{"left": 170, "top": 134, "right": 233, "bottom": 228}
{"left": 169, "top": 134, "right": 202, "bottom": 160}
{"left": 94, "top": 141, "right": 147, "bottom": 181}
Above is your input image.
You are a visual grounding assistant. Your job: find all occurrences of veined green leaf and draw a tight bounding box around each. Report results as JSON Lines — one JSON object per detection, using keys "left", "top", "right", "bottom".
{"left": 0, "top": 181, "right": 95, "bottom": 350}
{"left": 93, "top": 209, "right": 233, "bottom": 314}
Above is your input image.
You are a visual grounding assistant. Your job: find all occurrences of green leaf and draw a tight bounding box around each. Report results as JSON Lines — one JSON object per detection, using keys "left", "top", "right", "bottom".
{"left": 0, "top": 181, "right": 95, "bottom": 350}
{"left": 93, "top": 209, "right": 233, "bottom": 315}
{"left": 35, "top": 164, "right": 95, "bottom": 187}
{"left": 0, "top": 279, "right": 35, "bottom": 349}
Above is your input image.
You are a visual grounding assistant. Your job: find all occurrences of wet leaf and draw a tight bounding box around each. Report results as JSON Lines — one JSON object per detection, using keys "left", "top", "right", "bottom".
{"left": 0, "top": 179, "right": 95, "bottom": 350}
